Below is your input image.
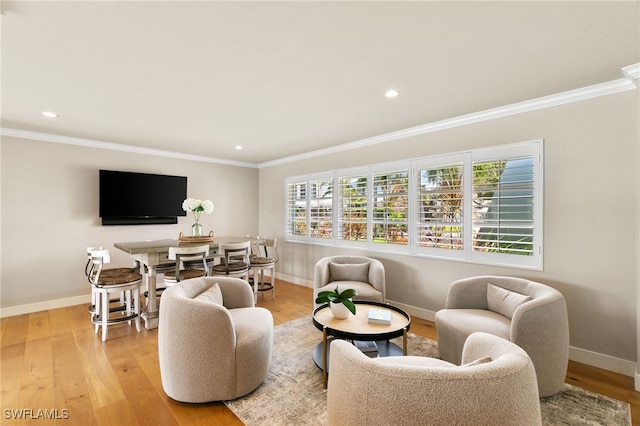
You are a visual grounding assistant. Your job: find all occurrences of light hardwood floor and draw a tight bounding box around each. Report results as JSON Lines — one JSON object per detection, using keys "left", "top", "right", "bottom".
{"left": 1, "top": 279, "right": 639, "bottom": 425}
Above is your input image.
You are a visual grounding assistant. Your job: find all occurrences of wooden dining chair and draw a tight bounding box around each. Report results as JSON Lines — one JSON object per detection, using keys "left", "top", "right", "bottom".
{"left": 249, "top": 237, "right": 278, "bottom": 300}
{"left": 163, "top": 245, "right": 210, "bottom": 286}
{"left": 88, "top": 249, "right": 142, "bottom": 341}
{"left": 85, "top": 245, "right": 138, "bottom": 320}
{"left": 211, "top": 241, "right": 251, "bottom": 280}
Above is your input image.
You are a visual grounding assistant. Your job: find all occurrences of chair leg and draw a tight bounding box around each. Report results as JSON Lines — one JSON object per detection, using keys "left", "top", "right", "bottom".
{"left": 134, "top": 287, "right": 141, "bottom": 333}
{"left": 270, "top": 268, "right": 275, "bottom": 300}
{"left": 101, "top": 291, "right": 109, "bottom": 342}
{"left": 93, "top": 287, "right": 100, "bottom": 334}
{"left": 252, "top": 268, "right": 259, "bottom": 302}
{"left": 125, "top": 289, "right": 132, "bottom": 326}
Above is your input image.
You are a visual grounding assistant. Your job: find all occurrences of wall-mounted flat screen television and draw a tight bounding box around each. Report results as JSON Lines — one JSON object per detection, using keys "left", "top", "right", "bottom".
{"left": 99, "top": 169, "right": 187, "bottom": 225}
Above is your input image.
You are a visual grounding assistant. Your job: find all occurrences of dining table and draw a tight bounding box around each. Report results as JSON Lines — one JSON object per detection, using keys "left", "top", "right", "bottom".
{"left": 114, "top": 236, "right": 249, "bottom": 330}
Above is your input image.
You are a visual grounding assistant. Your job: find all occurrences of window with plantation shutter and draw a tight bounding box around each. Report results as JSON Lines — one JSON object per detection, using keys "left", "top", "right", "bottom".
{"left": 284, "top": 140, "right": 542, "bottom": 270}
{"left": 286, "top": 181, "right": 307, "bottom": 238}
{"left": 337, "top": 173, "right": 368, "bottom": 242}
{"left": 416, "top": 161, "right": 464, "bottom": 253}
{"left": 472, "top": 156, "right": 536, "bottom": 257}
{"left": 372, "top": 170, "right": 409, "bottom": 245}
{"left": 309, "top": 178, "right": 333, "bottom": 239}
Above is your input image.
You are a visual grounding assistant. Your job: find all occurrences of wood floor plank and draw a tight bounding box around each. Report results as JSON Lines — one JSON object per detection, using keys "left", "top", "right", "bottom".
{"left": 71, "top": 327, "right": 126, "bottom": 409}
{"left": 0, "top": 350, "right": 24, "bottom": 425}
{"left": 51, "top": 334, "right": 98, "bottom": 426}
{"left": 105, "top": 334, "right": 179, "bottom": 425}
{"left": 25, "top": 311, "right": 50, "bottom": 342}
{"left": 1, "top": 314, "right": 29, "bottom": 347}
{"left": 17, "top": 336, "right": 55, "bottom": 426}
{"left": 93, "top": 398, "right": 140, "bottom": 426}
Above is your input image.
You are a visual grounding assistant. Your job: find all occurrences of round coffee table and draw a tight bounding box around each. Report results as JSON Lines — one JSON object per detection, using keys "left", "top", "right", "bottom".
{"left": 312, "top": 301, "right": 411, "bottom": 388}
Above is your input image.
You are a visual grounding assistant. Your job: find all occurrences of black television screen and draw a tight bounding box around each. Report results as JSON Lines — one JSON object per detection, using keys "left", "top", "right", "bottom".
{"left": 99, "top": 170, "right": 187, "bottom": 225}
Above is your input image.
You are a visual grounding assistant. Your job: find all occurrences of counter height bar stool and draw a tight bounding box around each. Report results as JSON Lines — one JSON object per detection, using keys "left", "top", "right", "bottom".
{"left": 88, "top": 249, "right": 142, "bottom": 342}
{"left": 85, "top": 245, "right": 138, "bottom": 320}
{"left": 163, "top": 245, "right": 210, "bottom": 286}
{"left": 211, "top": 241, "right": 251, "bottom": 280}
{"left": 249, "top": 237, "right": 278, "bottom": 301}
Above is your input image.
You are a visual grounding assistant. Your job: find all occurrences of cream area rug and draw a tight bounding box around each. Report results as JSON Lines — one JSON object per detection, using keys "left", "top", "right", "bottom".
{"left": 224, "top": 316, "right": 631, "bottom": 426}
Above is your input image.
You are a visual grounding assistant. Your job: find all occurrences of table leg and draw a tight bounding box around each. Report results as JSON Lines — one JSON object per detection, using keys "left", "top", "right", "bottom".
{"left": 141, "top": 264, "right": 159, "bottom": 330}
{"left": 323, "top": 327, "right": 328, "bottom": 389}
{"left": 403, "top": 327, "right": 408, "bottom": 355}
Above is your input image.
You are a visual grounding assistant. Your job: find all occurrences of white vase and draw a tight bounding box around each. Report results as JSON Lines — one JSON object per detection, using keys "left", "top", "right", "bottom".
{"left": 330, "top": 301, "right": 352, "bottom": 319}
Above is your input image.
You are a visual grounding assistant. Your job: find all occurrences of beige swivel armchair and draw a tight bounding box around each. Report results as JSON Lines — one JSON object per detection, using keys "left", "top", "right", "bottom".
{"left": 313, "top": 256, "right": 385, "bottom": 308}
{"left": 158, "top": 277, "right": 273, "bottom": 402}
{"left": 435, "top": 275, "right": 569, "bottom": 397}
{"left": 327, "top": 332, "right": 542, "bottom": 426}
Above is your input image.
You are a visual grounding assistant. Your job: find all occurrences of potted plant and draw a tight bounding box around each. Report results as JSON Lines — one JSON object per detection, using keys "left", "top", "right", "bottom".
{"left": 315, "top": 286, "right": 358, "bottom": 319}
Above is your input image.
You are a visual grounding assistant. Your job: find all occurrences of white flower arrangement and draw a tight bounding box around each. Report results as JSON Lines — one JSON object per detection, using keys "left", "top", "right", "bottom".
{"left": 182, "top": 198, "right": 214, "bottom": 215}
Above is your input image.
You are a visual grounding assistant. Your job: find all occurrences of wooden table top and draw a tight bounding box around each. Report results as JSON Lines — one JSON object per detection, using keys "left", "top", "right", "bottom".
{"left": 312, "top": 301, "right": 411, "bottom": 340}
{"left": 114, "top": 236, "right": 249, "bottom": 254}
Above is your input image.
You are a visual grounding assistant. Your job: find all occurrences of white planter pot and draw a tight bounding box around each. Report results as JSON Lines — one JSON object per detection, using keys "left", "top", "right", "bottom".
{"left": 330, "top": 301, "right": 352, "bottom": 319}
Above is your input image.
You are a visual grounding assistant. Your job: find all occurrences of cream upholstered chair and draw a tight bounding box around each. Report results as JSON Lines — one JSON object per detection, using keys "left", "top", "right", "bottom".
{"left": 163, "top": 245, "right": 209, "bottom": 286}
{"left": 158, "top": 277, "right": 273, "bottom": 402}
{"left": 87, "top": 249, "right": 142, "bottom": 342}
{"left": 435, "top": 275, "right": 569, "bottom": 397}
{"left": 327, "top": 332, "right": 542, "bottom": 426}
{"left": 211, "top": 241, "right": 251, "bottom": 280}
{"left": 313, "top": 256, "right": 385, "bottom": 308}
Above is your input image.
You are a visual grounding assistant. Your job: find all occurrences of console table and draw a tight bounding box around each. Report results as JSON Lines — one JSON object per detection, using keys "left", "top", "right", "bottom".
{"left": 114, "top": 236, "right": 248, "bottom": 329}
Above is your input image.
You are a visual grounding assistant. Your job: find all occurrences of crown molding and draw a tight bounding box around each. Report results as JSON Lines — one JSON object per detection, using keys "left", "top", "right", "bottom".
{"left": 259, "top": 64, "right": 639, "bottom": 168}
{"left": 0, "top": 128, "right": 259, "bottom": 169}
{"left": 622, "top": 63, "right": 640, "bottom": 81}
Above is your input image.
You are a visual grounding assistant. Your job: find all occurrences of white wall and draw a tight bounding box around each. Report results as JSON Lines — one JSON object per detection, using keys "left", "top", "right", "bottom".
{"left": 0, "top": 137, "right": 259, "bottom": 308}
{"left": 258, "top": 89, "right": 639, "bottom": 370}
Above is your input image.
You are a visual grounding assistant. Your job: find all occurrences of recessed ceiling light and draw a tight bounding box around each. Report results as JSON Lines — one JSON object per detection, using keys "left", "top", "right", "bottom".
{"left": 385, "top": 89, "right": 399, "bottom": 98}
{"left": 42, "top": 111, "right": 58, "bottom": 118}
{"left": 235, "top": 145, "right": 243, "bottom": 150}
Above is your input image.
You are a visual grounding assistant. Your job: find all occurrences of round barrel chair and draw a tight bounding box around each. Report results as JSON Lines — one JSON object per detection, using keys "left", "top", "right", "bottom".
{"left": 327, "top": 332, "right": 542, "bottom": 426}
{"left": 313, "top": 255, "right": 386, "bottom": 309}
{"left": 158, "top": 277, "right": 273, "bottom": 402}
{"left": 435, "top": 275, "right": 569, "bottom": 397}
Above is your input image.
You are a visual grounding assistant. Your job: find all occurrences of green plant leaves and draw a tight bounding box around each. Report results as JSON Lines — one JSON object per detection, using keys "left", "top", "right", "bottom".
{"left": 314, "top": 285, "right": 358, "bottom": 315}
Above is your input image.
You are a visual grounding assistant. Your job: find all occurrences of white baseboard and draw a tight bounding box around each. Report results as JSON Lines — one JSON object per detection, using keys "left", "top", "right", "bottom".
{"left": 387, "top": 299, "right": 436, "bottom": 322}
{"left": 275, "top": 272, "right": 313, "bottom": 288}
{"left": 569, "top": 346, "right": 637, "bottom": 378}
{"left": 0, "top": 294, "right": 91, "bottom": 318}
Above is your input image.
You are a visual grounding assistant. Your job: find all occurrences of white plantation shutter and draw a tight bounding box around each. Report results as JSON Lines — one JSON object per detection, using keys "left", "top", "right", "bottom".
{"left": 473, "top": 156, "right": 536, "bottom": 256}
{"left": 309, "top": 178, "right": 333, "bottom": 239}
{"left": 286, "top": 180, "right": 307, "bottom": 238}
{"left": 416, "top": 162, "right": 464, "bottom": 253}
{"left": 372, "top": 170, "right": 409, "bottom": 246}
{"left": 337, "top": 173, "right": 368, "bottom": 242}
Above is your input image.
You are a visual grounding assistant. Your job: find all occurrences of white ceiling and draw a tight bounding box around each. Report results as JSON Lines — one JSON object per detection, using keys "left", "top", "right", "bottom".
{"left": 2, "top": 1, "right": 639, "bottom": 165}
